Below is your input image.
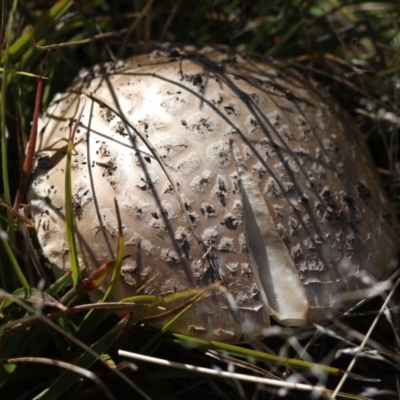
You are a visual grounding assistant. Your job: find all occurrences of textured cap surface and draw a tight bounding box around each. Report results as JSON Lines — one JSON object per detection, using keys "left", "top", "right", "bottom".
{"left": 28, "top": 46, "right": 398, "bottom": 342}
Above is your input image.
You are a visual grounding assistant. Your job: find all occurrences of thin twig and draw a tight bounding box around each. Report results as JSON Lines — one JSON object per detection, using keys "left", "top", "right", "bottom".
{"left": 118, "top": 0, "right": 154, "bottom": 58}
{"left": 159, "top": 0, "right": 184, "bottom": 42}
{"left": 29, "top": 25, "right": 130, "bottom": 50}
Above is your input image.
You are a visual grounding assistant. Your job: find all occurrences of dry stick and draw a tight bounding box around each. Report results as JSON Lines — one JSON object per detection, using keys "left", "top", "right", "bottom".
{"left": 332, "top": 276, "right": 400, "bottom": 398}
{"left": 206, "top": 350, "right": 281, "bottom": 381}
{"left": 159, "top": 0, "right": 184, "bottom": 42}
{"left": 118, "top": 0, "right": 154, "bottom": 58}
{"left": 0, "top": 199, "right": 33, "bottom": 224}
{"left": 29, "top": 25, "right": 130, "bottom": 51}
{"left": 13, "top": 51, "right": 49, "bottom": 211}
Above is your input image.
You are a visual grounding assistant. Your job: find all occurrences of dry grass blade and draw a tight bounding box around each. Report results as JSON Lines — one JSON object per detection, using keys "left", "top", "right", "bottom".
{"left": 118, "top": 0, "right": 154, "bottom": 58}
{"left": 13, "top": 51, "right": 48, "bottom": 211}
{"left": 118, "top": 350, "right": 372, "bottom": 400}
{"left": 118, "top": 350, "right": 326, "bottom": 392}
{"left": 159, "top": 0, "right": 184, "bottom": 42}
{"left": 173, "top": 333, "right": 379, "bottom": 383}
{"left": 0, "top": 199, "right": 33, "bottom": 226}
{"left": 205, "top": 349, "right": 282, "bottom": 380}
{"left": 332, "top": 276, "right": 400, "bottom": 398}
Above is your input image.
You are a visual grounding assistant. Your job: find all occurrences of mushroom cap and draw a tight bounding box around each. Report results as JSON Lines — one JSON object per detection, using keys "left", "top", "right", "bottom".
{"left": 28, "top": 46, "right": 399, "bottom": 343}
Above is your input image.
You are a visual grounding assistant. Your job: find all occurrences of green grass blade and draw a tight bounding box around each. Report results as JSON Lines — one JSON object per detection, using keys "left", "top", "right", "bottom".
{"left": 64, "top": 107, "right": 84, "bottom": 286}
{"left": 0, "top": 68, "right": 49, "bottom": 79}
{"left": 265, "top": 19, "right": 304, "bottom": 57}
{"left": 0, "top": 0, "right": 18, "bottom": 207}
{"left": 8, "top": 0, "right": 73, "bottom": 62}
{"left": 0, "top": 287, "right": 64, "bottom": 310}
{"left": 46, "top": 272, "right": 72, "bottom": 297}
{"left": 101, "top": 198, "right": 125, "bottom": 302}
{"left": 78, "top": 199, "right": 126, "bottom": 332}
{"left": 172, "top": 333, "right": 372, "bottom": 382}
{"left": 34, "top": 318, "right": 129, "bottom": 400}
{"left": 1, "top": 234, "right": 29, "bottom": 289}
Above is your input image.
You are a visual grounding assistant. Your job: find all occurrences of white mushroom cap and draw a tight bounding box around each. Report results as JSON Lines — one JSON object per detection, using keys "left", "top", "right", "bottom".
{"left": 28, "top": 46, "right": 399, "bottom": 342}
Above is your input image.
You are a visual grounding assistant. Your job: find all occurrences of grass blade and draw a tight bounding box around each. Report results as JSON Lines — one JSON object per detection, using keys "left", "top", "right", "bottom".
{"left": 0, "top": 0, "right": 18, "bottom": 207}
{"left": 8, "top": 0, "right": 73, "bottom": 62}
{"left": 172, "top": 333, "right": 376, "bottom": 382}
{"left": 34, "top": 317, "right": 129, "bottom": 400}
{"left": 64, "top": 106, "right": 84, "bottom": 286}
{"left": 6, "top": 357, "right": 116, "bottom": 400}
{"left": 101, "top": 198, "right": 125, "bottom": 302}
{"left": 1, "top": 234, "right": 29, "bottom": 289}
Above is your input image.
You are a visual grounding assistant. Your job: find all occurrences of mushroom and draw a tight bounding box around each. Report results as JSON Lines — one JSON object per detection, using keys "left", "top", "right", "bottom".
{"left": 28, "top": 45, "right": 398, "bottom": 343}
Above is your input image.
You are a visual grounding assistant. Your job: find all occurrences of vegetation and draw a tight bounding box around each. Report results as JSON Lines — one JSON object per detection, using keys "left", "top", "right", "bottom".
{"left": 0, "top": 1, "right": 399, "bottom": 399}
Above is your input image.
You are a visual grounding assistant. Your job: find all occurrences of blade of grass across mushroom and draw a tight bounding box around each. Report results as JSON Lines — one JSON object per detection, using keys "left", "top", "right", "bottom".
{"left": 102, "top": 199, "right": 126, "bottom": 303}
{"left": 137, "top": 282, "right": 227, "bottom": 354}
{"left": 0, "top": 285, "right": 209, "bottom": 336}
{"left": 77, "top": 199, "right": 130, "bottom": 333}
{"left": 65, "top": 105, "right": 85, "bottom": 286}
{"left": 61, "top": 254, "right": 134, "bottom": 307}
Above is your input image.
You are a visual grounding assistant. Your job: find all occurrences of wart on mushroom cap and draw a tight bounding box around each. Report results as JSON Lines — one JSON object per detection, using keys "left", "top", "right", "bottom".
{"left": 28, "top": 46, "right": 399, "bottom": 343}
